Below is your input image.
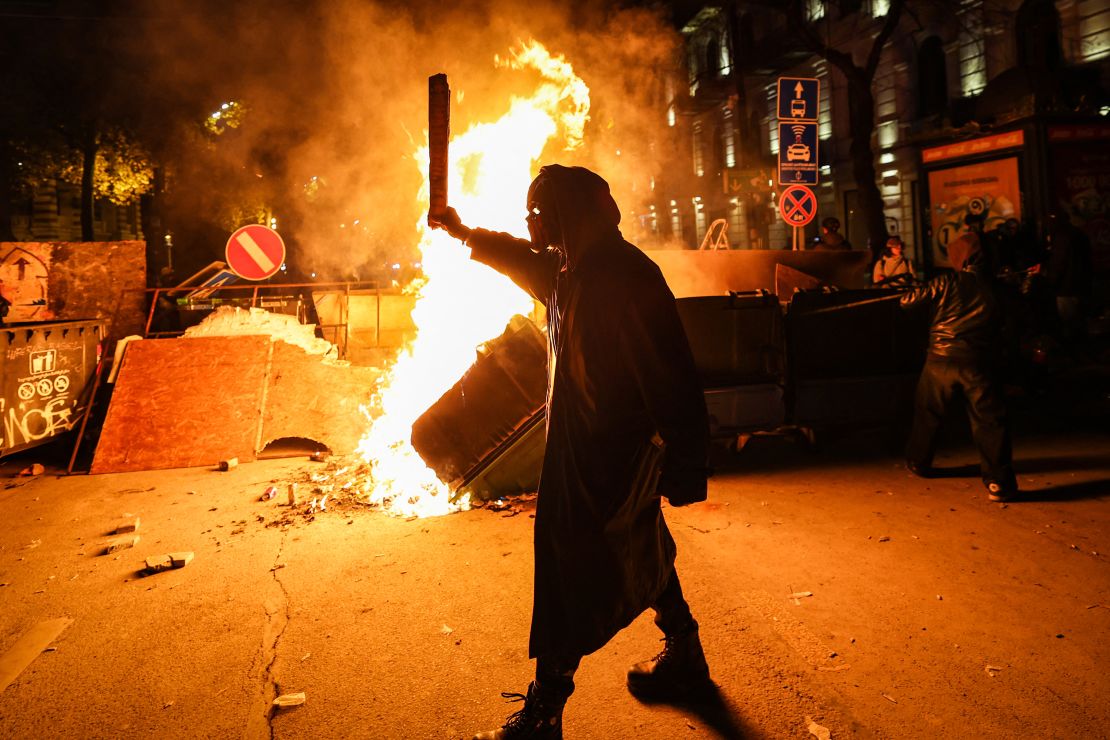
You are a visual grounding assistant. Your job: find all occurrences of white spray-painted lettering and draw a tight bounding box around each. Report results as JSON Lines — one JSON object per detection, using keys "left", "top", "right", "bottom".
{"left": 4, "top": 397, "right": 77, "bottom": 445}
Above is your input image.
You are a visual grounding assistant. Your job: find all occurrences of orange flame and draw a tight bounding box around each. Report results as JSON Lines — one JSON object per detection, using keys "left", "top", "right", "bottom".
{"left": 355, "top": 41, "right": 590, "bottom": 517}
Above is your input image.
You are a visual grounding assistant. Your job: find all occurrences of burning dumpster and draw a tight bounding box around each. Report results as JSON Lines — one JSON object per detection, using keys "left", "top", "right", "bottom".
{"left": 1, "top": 320, "right": 103, "bottom": 456}
{"left": 410, "top": 315, "right": 547, "bottom": 501}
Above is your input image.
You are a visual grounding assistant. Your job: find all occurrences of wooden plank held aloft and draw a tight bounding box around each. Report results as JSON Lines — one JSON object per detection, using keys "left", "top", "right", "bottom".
{"left": 427, "top": 73, "right": 450, "bottom": 224}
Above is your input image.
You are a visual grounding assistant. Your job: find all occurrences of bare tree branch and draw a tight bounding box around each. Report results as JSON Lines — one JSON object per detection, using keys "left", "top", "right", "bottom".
{"left": 865, "top": 0, "right": 907, "bottom": 79}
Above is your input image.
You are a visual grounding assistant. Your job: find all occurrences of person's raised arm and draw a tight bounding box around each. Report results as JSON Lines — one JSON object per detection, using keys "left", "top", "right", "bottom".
{"left": 429, "top": 207, "right": 557, "bottom": 303}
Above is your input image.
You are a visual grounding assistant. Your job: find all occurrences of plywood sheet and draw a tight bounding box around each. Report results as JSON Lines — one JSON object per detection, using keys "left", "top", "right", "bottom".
{"left": 260, "top": 341, "right": 381, "bottom": 454}
{"left": 91, "top": 336, "right": 271, "bottom": 473}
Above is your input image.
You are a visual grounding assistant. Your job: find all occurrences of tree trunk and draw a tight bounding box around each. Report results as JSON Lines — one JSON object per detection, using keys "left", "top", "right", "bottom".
{"left": 80, "top": 132, "right": 97, "bottom": 241}
{"left": 0, "top": 156, "right": 15, "bottom": 242}
{"left": 845, "top": 73, "right": 887, "bottom": 261}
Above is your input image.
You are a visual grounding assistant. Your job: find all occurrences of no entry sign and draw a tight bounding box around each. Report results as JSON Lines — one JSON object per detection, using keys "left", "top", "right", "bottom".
{"left": 225, "top": 225, "right": 285, "bottom": 280}
{"left": 778, "top": 185, "right": 818, "bottom": 227}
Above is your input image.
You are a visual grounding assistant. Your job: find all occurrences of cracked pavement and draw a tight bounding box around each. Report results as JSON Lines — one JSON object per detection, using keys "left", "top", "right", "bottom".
{"left": 0, "top": 420, "right": 1107, "bottom": 738}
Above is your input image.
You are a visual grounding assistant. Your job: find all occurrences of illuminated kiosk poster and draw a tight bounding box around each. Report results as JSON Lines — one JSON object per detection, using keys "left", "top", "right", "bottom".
{"left": 927, "top": 157, "right": 1021, "bottom": 268}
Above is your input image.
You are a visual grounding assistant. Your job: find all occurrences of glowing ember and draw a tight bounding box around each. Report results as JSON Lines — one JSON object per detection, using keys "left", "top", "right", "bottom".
{"left": 355, "top": 41, "right": 590, "bottom": 517}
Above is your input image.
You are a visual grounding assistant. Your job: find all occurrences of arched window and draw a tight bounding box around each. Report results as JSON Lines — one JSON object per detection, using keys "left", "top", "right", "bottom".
{"left": 706, "top": 38, "right": 720, "bottom": 77}
{"left": 1016, "top": 0, "right": 1061, "bottom": 69}
{"left": 917, "top": 36, "right": 948, "bottom": 118}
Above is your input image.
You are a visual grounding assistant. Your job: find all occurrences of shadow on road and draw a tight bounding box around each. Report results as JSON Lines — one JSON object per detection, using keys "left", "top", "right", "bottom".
{"left": 634, "top": 685, "right": 754, "bottom": 739}
{"left": 1017, "top": 479, "right": 1110, "bottom": 503}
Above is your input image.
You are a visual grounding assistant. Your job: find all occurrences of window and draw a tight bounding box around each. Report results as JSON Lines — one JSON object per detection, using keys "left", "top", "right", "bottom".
{"left": 1077, "top": 0, "right": 1110, "bottom": 61}
{"left": 693, "top": 122, "right": 706, "bottom": 177}
{"left": 766, "top": 83, "right": 779, "bottom": 155}
{"left": 806, "top": 0, "right": 825, "bottom": 21}
{"left": 917, "top": 36, "right": 948, "bottom": 117}
{"left": 721, "top": 107, "right": 736, "bottom": 168}
{"left": 958, "top": 0, "right": 987, "bottom": 97}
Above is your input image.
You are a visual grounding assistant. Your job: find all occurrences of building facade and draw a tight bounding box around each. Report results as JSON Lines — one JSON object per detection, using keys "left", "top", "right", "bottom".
{"left": 635, "top": 0, "right": 1109, "bottom": 274}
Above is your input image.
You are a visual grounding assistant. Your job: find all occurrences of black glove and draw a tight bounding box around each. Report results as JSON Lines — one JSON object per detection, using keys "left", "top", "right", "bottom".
{"left": 657, "top": 468, "right": 708, "bottom": 507}
{"left": 428, "top": 206, "right": 472, "bottom": 242}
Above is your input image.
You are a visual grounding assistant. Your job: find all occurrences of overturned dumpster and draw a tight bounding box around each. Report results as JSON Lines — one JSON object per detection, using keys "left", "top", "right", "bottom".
{"left": 1, "top": 320, "right": 103, "bottom": 456}
{"left": 411, "top": 315, "right": 547, "bottom": 502}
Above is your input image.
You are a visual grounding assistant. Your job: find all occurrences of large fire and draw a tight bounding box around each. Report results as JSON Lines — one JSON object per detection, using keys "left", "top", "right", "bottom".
{"left": 353, "top": 41, "right": 589, "bottom": 517}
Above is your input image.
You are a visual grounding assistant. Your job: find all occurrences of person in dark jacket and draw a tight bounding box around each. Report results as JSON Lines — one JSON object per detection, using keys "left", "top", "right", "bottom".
{"left": 431, "top": 164, "right": 712, "bottom": 740}
{"left": 901, "top": 231, "right": 1017, "bottom": 502}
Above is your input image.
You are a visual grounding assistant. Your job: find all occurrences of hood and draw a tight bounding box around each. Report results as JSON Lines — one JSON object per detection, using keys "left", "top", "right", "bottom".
{"left": 529, "top": 164, "right": 622, "bottom": 268}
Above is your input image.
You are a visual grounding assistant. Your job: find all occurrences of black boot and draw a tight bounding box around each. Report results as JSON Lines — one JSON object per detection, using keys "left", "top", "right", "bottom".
{"left": 472, "top": 681, "right": 567, "bottom": 740}
{"left": 627, "top": 623, "right": 712, "bottom": 700}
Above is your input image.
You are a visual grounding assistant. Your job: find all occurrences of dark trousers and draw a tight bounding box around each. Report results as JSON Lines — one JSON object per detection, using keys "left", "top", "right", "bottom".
{"left": 535, "top": 568, "right": 695, "bottom": 696}
{"left": 906, "top": 356, "right": 1015, "bottom": 486}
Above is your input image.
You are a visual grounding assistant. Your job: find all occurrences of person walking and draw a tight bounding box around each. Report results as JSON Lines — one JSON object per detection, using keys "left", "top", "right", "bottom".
{"left": 431, "top": 164, "right": 713, "bottom": 740}
{"left": 901, "top": 229, "right": 1017, "bottom": 502}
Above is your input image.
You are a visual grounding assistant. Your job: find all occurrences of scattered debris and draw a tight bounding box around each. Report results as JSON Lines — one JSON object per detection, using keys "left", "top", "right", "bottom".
{"left": 441, "top": 624, "right": 454, "bottom": 635}
{"left": 170, "top": 552, "right": 194, "bottom": 568}
{"left": 18, "top": 464, "right": 45, "bottom": 477}
{"left": 881, "top": 693, "right": 898, "bottom": 704}
{"left": 42, "top": 647, "right": 57, "bottom": 653}
{"left": 301, "top": 653, "right": 311, "bottom": 662}
{"left": 219, "top": 458, "right": 238, "bottom": 472}
{"left": 817, "top": 664, "right": 850, "bottom": 672}
{"left": 685, "top": 719, "right": 697, "bottom": 731}
{"left": 985, "top": 665, "right": 1003, "bottom": 677}
{"left": 103, "top": 536, "right": 139, "bottom": 555}
{"left": 145, "top": 552, "right": 194, "bottom": 573}
{"left": 287, "top": 484, "right": 298, "bottom": 506}
{"left": 878, "top": 536, "right": 891, "bottom": 543}
{"left": 163, "top": 701, "right": 175, "bottom": 710}
{"left": 1056, "top": 633, "right": 1065, "bottom": 639}
{"left": 320, "top": 494, "right": 329, "bottom": 512}
{"left": 24, "top": 540, "right": 42, "bottom": 550}
{"left": 936, "top": 595, "right": 943, "bottom": 601}
{"left": 806, "top": 716, "right": 832, "bottom": 740}
{"left": 273, "top": 692, "right": 306, "bottom": 708}
{"left": 790, "top": 591, "right": 814, "bottom": 599}
{"left": 114, "top": 517, "right": 141, "bottom": 534}
{"left": 260, "top": 486, "right": 278, "bottom": 501}
{"left": 311, "top": 450, "right": 330, "bottom": 462}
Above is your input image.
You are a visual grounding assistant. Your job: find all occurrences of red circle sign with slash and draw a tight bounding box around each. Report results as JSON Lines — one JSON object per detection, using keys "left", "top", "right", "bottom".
{"left": 778, "top": 185, "right": 818, "bottom": 227}
{"left": 225, "top": 225, "right": 286, "bottom": 280}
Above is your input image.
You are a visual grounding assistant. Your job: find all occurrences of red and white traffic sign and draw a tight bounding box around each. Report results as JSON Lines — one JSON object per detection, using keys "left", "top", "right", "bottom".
{"left": 225, "top": 224, "right": 286, "bottom": 280}
{"left": 778, "top": 185, "right": 818, "bottom": 227}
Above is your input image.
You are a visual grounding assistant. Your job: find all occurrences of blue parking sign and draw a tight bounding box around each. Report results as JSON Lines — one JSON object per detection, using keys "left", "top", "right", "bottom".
{"left": 777, "top": 121, "right": 819, "bottom": 185}
{"left": 777, "top": 77, "right": 819, "bottom": 122}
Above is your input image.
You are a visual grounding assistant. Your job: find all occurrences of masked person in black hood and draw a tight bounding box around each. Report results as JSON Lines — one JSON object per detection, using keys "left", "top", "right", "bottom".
{"left": 901, "top": 227, "right": 1017, "bottom": 502}
{"left": 431, "top": 164, "right": 712, "bottom": 740}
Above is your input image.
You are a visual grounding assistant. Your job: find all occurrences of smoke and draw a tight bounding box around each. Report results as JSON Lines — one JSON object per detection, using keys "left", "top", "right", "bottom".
{"left": 129, "top": 0, "right": 680, "bottom": 280}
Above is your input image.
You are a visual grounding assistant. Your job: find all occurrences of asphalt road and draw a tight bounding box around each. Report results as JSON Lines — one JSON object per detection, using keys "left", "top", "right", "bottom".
{"left": 0, "top": 421, "right": 1107, "bottom": 739}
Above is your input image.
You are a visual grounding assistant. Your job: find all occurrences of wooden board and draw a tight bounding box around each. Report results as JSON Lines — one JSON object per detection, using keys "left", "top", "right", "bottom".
{"left": 259, "top": 341, "right": 381, "bottom": 454}
{"left": 90, "top": 336, "right": 271, "bottom": 473}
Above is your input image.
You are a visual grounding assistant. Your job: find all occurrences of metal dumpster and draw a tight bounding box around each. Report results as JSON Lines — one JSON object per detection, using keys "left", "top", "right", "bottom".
{"left": 676, "top": 292, "right": 786, "bottom": 435}
{"left": 411, "top": 315, "right": 547, "bottom": 500}
{"left": 1, "top": 320, "right": 103, "bottom": 456}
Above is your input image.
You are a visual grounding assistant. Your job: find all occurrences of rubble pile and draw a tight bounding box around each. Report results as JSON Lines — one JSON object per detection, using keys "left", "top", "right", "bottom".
{"left": 184, "top": 306, "right": 338, "bottom": 360}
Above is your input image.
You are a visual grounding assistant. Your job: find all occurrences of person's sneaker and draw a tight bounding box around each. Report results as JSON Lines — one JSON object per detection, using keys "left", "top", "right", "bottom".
{"left": 472, "top": 681, "right": 565, "bottom": 740}
{"left": 627, "top": 625, "right": 713, "bottom": 700}
{"left": 985, "top": 481, "right": 1016, "bottom": 503}
{"left": 905, "top": 460, "right": 935, "bottom": 478}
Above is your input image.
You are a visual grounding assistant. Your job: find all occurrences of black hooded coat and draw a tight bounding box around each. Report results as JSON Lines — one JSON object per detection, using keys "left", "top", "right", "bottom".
{"left": 464, "top": 166, "right": 709, "bottom": 659}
